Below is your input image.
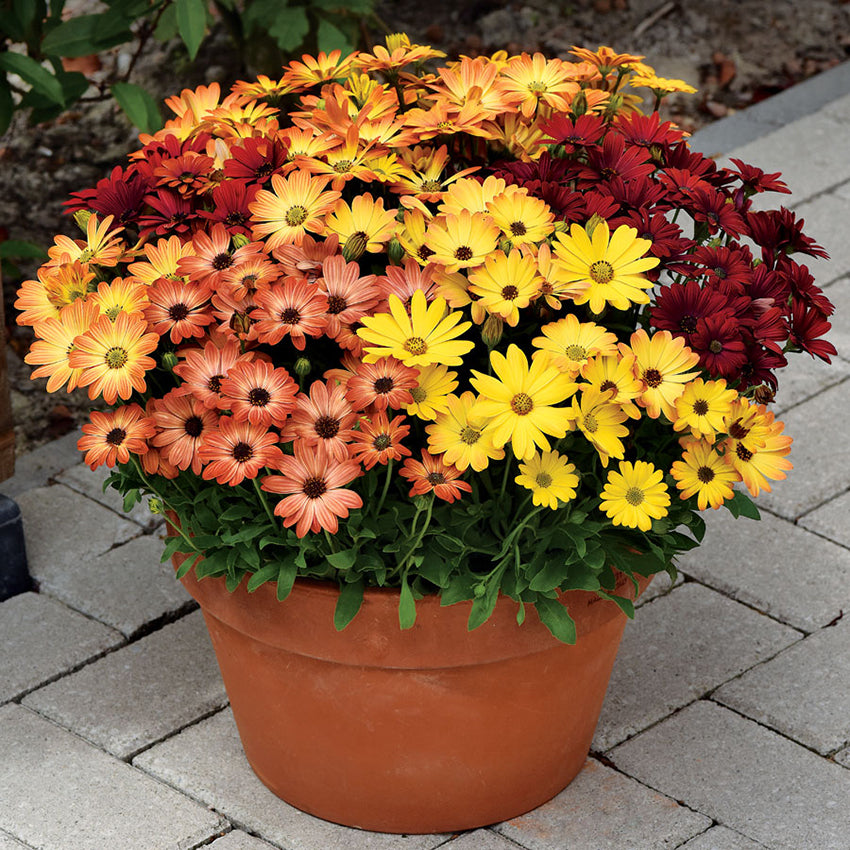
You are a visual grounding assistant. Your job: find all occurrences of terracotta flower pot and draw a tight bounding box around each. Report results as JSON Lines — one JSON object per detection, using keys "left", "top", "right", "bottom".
{"left": 175, "top": 543, "right": 649, "bottom": 834}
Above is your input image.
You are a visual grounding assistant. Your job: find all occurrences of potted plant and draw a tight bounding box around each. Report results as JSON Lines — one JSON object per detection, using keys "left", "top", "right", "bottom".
{"left": 16, "top": 35, "right": 836, "bottom": 833}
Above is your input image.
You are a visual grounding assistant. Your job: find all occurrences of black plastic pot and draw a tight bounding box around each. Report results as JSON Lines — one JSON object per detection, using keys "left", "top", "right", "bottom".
{"left": 0, "top": 495, "right": 30, "bottom": 601}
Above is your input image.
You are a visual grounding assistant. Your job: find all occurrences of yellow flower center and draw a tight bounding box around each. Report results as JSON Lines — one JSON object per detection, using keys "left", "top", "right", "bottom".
{"left": 527, "top": 81, "right": 547, "bottom": 94}
{"left": 589, "top": 260, "right": 614, "bottom": 285}
{"left": 333, "top": 160, "right": 352, "bottom": 173}
{"left": 510, "top": 393, "right": 534, "bottom": 415}
{"left": 582, "top": 413, "right": 598, "bottom": 433}
{"left": 460, "top": 426, "right": 481, "bottom": 445}
{"left": 410, "top": 387, "right": 427, "bottom": 403}
{"left": 403, "top": 336, "right": 428, "bottom": 356}
{"left": 564, "top": 344, "right": 587, "bottom": 361}
{"left": 285, "top": 205, "right": 308, "bottom": 226}
{"left": 420, "top": 179, "right": 442, "bottom": 192}
{"left": 373, "top": 434, "right": 392, "bottom": 450}
{"left": 625, "top": 487, "right": 645, "bottom": 506}
{"left": 535, "top": 472, "right": 553, "bottom": 488}
{"left": 104, "top": 346, "right": 128, "bottom": 369}
{"left": 104, "top": 306, "right": 122, "bottom": 321}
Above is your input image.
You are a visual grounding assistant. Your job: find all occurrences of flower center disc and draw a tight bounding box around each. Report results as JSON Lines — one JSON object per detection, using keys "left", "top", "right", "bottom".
{"left": 303, "top": 476, "right": 327, "bottom": 499}
{"left": 403, "top": 336, "right": 428, "bottom": 356}
{"left": 373, "top": 434, "right": 392, "bottom": 450}
{"left": 248, "top": 387, "right": 271, "bottom": 407}
{"left": 625, "top": 486, "right": 645, "bottom": 506}
{"left": 285, "top": 205, "right": 308, "bottom": 226}
{"left": 232, "top": 441, "right": 254, "bottom": 462}
{"left": 460, "top": 426, "right": 481, "bottom": 445}
{"left": 535, "top": 472, "right": 553, "bottom": 488}
{"left": 106, "top": 427, "right": 126, "bottom": 446}
{"left": 642, "top": 368, "right": 663, "bottom": 388}
{"left": 697, "top": 465, "right": 715, "bottom": 483}
{"left": 564, "top": 344, "right": 587, "bottom": 361}
{"left": 589, "top": 260, "right": 614, "bottom": 285}
{"left": 454, "top": 246, "right": 473, "bottom": 261}
{"left": 501, "top": 285, "right": 519, "bottom": 301}
{"left": 510, "top": 392, "right": 534, "bottom": 415}
{"left": 692, "top": 399, "right": 709, "bottom": 415}
{"left": 410, "top": 387, "right": 426, "bottom": 403}
{"left": 104, "top": 346, "right": 129, "bottom": 369}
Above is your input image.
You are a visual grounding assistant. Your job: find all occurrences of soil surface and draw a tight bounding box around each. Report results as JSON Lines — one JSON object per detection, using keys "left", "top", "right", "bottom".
{"left": 3, "top": 0, "right": 850, "bottom": 456}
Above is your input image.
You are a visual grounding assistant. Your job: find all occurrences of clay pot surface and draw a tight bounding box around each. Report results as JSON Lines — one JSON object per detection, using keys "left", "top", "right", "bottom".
{"left": 175, "top": 542, "right": 649, "bottom": 834}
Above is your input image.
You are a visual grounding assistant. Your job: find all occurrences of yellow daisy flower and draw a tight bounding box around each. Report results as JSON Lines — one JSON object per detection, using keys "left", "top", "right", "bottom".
{"left": 438, "top": 175, "right": 507, "bottom": 218}
{"left": 515, "top": 450, "right": 580, "bottom": 510}
{"left": 486, "top": 186, "right": 555, "bottom": 247}
{"left": 566, "top": 386, "right": 629, "bottom": 467}
{"left": 358, "top": 290, "right": 474, "bottom": 368}
{"left": 406, "top": 364, "right": 458, "bottom": 420}
{"left": 580, "top": 353, "right": 643, "bottom": 419}
{"left": 324, "top": 193, "right": 398, "bottom": 257}
{"left": 470, "top": 345, "right": 577, "bottom": 460}
{"left": 673, "top": 378, "right": 738, "bottom": 442}
{"left": 425, "top": 391, "right": 505, "bottom": 471}
{"left": 89, "top": 277, "right": 149, "bottom": 322}
{"left": 626, "top": 329, "right": 701, "bottom": 420}
{"left": 552, "top": 220, "right": 659, "bottom": 314}
{"left": 671, "top": 439, "right": 740, "bottom": 510}
{"left": 396, "top": 208, "right": 436, "bottom": 266}
{"left": 533, "top": 313, "right": 619, "bottom": 376}
{"left": 599, "top": 460, "right": 670, "bottom": 531}
{"left": 722, "top": 409, "right": 792, "bottom": 498}
{"left": 424, "top": 210, "right": 501, "bottom": 273}
{"left": 630, "top": 74, "right": 697, "bottom": 95}
{"left": 468, "top": 249, "right": 541, "bottom": 327}
{"left": 500, "top": 53, "right": 581, "bottom": 118}
{"left": 127, "top": 235, "right": 195, "bottom": 286}
{"left": 48, "top": 214, "right": 125, "bottom": 268}
{"left": 534, "top": 242, "right": 584, "bottom": 309}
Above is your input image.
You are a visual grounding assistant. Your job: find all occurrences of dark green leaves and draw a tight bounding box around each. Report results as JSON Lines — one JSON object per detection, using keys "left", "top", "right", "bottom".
{"left": 534, "top": 596, "right": 577, "bottom": 644}
{"left": 334, "top": 578, "right": 364, "bottom": 630}
{"left": 723, "top": 489, "right": 761, "bottom": 520}
{"left": 176, "top": 0, "right": 207, "bottom": 60}
{"left": 0, "top": 53, "right": 64, "bottom": 104}
{"left": 41, "top": 12, "right": 133, "bottom": 57}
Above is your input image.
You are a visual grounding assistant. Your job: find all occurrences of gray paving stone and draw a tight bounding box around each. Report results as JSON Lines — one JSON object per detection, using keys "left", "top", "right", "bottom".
{"left": 610, "top": 701, "right": 850, "bottom": 850}
{"left": 0, "top": 703, "right": 225, "bottom": 850}
{"left": 207, "top": 831, "right": 280, "bottom": 850}
{"left": 635, "top": 568, "right": 683, "bottom": 607}
{"left": 134, "top": 708, "right": 448, "bottom": 850}
{"left": 714, "top": 618, "right": 850, "bottom": 755}
{"left": 756, "top": 381, "right": 850, "bottom": 519}
{"left": 442, "top": 830, "right": 518, "bottom": 849}
{"left": 821, "top": 277, "right": 850, "bottom": 364}
{"left": 0, "top": 429, "right": 82, "bottom": 499}
{"left": 677, "top": 825, "right": 768, "bottom": 849}
{"left": 29, "top": 532, "right": 194, "bottom": 638}
{"left": 836, "top": 747, "right": 850, "bottom": 769}
{"left": 789, "top": 192, "right": 850, "bottom": 287}
{"left": 680, "top": 505, "right": 850, "bottom": 633}
{"left": 23, "top": 610, "right": 227, "bottom": 759}
{"left": 0, "top": 832, "right": 35, "bottom": 850}
{"left": 593, "top": 583, "right": 800, "bottom": 751}
{"left": 16, "top": 484, "right": 140, "bottom": 584}
{"left": 56, "top": 462, "right": 162, "bottom": 530}
{"left": 799, "top": 490, "right": 850, "bottom": 548}
{"left": 494, "top": 758, "right": 709, "bottom": 850}
{"left": 0, "top": 592, "right": 122, "bottom": 703}
{"left": 772, "top": 351, "right": 850, "bottom": 415}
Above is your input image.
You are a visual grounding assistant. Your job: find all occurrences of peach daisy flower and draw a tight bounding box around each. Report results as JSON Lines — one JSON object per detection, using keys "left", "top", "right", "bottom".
{"left": 172, "top": 339, "right": 254, "bottom": 409}
{"left": 350, "top": 412, "right": 412, "bottom": 470}
{"left": 219, "top": 360, "right": 298, "bottom": 428}
{"left": 78, "top": 404, "right": 155, "bottom": 470}
{"left": 284, "top": 380, "right": 358, "bottom": 462}
{"left": 199, "top": 416, "right": 284, "bottom": 485}
{"left": 145, "top": 279, "right": 214, "bottom": 344}
{"left": 251, "top": 278, "right": 329, "bottom": 349}
{"left": 399, "top": 450, "right": 472, "bottom": 503}
{"left": 344, "top": 357, "right": 418, "bottom": 412}
{"left": 152, "top": 389, "right": 219, "bottom": 474}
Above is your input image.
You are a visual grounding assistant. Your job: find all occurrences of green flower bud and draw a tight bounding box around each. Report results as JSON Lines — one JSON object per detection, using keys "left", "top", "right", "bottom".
{"left": 342, "top": 231, "right": 368, "bottom": 262}
{"left": 148, "top": 498, "right": 162, "bottom": 515}
{"left": 161, "top": 351, "right": 179, "bottom": 371}
{"left": 481, "top": 314, "right": 504, "bottom": 348}
{"left": 387, "top": 237, "right": 405, "bottom": 265}
{"left": 293, "top": 357, "right": 312, "bottom": 377}
{"left": 231, "top": 233, "right": 250, "bottom": 249}
{"left": 73, "top": 209, "right": 93, "bottom": 232}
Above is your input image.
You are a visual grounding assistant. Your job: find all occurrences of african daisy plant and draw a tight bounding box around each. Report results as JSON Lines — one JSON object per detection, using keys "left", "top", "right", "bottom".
{"left": 17, "top": 36, "right": 836, "bottom": 640}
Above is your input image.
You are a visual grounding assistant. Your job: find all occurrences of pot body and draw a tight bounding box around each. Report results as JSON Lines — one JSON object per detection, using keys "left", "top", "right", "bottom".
{"left": 176, "top": 551, "right": 648, "bottom": 834}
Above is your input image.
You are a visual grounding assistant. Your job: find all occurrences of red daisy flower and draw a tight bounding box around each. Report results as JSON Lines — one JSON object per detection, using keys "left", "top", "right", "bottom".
{"left": 614, "top": 111, "right": 686, "bottom": 148}
{"left": 283, "top": 380, "right": 358, "bottom": 462}
{"left": 64, "top": 166, "right": 153, "bottom": 226}
{"left": 788, "top": 300, "right": 837, "bottom": 363}
{"left": 651, "top": 280, "right": 733, "bottom": 339}
{"left": 689, "top": 186, "right": 746, "bottom": 238}
{"left": 223, "top": 136, "right": 290, "bottom": 185}
{"left": 350, "top": 412, "right": 412, "bottom": 470}
{"left": 261, "top": 442, "right": 362, "bottom": 538}
{"left": 577, "top": 133, "right": 655, "bottom": 186}
{"left": 690, "top": 315, "right": 748, "bottom": 379}
{"left": 399, "top": 450, "right": 472, "bottom": 503}
{"left": 538, "top": 113, "right": 606, "bottom": 152}
{"left": 219, "top": 359, "right": 298, "bottom": 427}
{"left": 780, "top": 260, "right": 835, "bottom": 317}
{"left": 198, "top": 416, "right": 284, "bottom": 485}
{"left": 727, "top": 157, "right": 790, "bottom": 197}
{"left": 199, "top": 181, "right": 261, "bottom": 236}
{"left": 344, "top": 357, "right": 418, "bottom": 412}
{"left": 173, "top": 338, "right": 255, "bottom": 409}
{"left": 152, "top": 389, "right": 219, "bottom": 474}
{"left": 690, "top": 245, "right": 754, "bottom": 288}
{"left": 747, "top": 208, "right": 830, "bottom": 266}
{"left": 737, "top": 342, "right": 786, "bottom": 390}
{"left": 251, "top": 278, "right": 329, "bottom": 349}
{"left": 145, "top": 279, "right": 214, "bottom": 343}
{"left": 78, "top": 404, "right": 155, "bottom": 470}
{"left": 154, "top": 152, "right": 215, "bottom": 196}
{"left": 137, "top": 189, "right": 199, "bottom": 237}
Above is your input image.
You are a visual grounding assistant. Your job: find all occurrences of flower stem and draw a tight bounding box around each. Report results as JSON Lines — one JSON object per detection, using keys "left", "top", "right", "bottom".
{"left": 252, "top": 475, "right": 277, "bottom": 527}
{"left": 374, "top": 459, "right": 394, "bottom": 518}
{"left": 400, "top": 494, "right": 434, "bottom": 571}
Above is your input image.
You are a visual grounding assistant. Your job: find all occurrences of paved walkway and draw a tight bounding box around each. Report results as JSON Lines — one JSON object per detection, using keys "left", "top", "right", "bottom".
{"left": 2, "top": 64, "right": 850, "bottom": 850}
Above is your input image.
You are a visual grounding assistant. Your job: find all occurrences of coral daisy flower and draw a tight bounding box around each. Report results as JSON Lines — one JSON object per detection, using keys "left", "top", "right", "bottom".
{"left": 515, "top": 450, "right": 580, "bottom": 510}
{"left": 423, "top": 210, "right": 501, "bottom": 273}
{"left": 500, "top": 53, "right": 580, "bottom": 118}
{"left": 626, "top": 329, "right": 701, "bottom": 420}
{"left": 358, "top": 290, "right": 473, "bottom": 368}
{"left": 468, "top": 249, "right": 541, "bottom": 327}
{"left": 566, "top": 386, "right": 630, "bottom": 467}
{"left": 78, "top": 404, "right": 155, "bottom": 470}
{"left": 425, "top": 391, "right": 505, "bottom": 472}
{"left": 172, "top": 339, "right": 254, "bottom": 409}
{"left": 282, "top": 49, "right": 355, "bottom": 88}
{"left": 177, "top": 224, "right": 261, "bottom": 290}
{"left": 350, "top": 412, "right": 412, "bottom": 470}
{"left": 375, "top": 259, "right": 438, "bottom": 314}
{"left": 25, "top": 299, "right": 101, "bottom": 393}
{"left": 284, "top": 380, "right": 358, "bottom": 462}
{"left": 400, "top": 450, "right": 472, "bottom": 503}
{"left": 219, "top": 359, "right": 298, "bottom": 428}
{"left": 406, "top": 364, "right": 458, "bottom": 420}
{"left": 599, "top": 460, "right": 670, "bottom": 532}
{"left": 251, "top": 278, "right": 329, "bottom": 349}
{"left": 532, "top": 314, "right": 619, "bottom": 377}
{"left": 552, "top": 220, "right": 659, "bottom": 314}
{"left": 199, "top": 416, "right": 284, "bottom": 485}
{"left": 69, "top": 312, "right": 159, "bottom": 404}
{"left": 220, "top": 254, "right": 281, "bottom": 300}
{"left": 324, "top": 193, "right": 398, "bottom": 258}
{"left": 152, "top": 389, "right": 219, "bottom": 474}
{"left": 145, "top": 279, "right": 214, "bottom": 344}
{"left": 673, "top": 378, "right": 738, "bottom": 442}
{"left": 317, "top": 254, "right": 380, "bottom": 338}
{"left": 344, "top": 358, "right": 418, "bottom": 412}
{"left": 249, "top": 171, "right": 341, "bottom": 249}
{"left": 261, "top": 443, "right": 363, "bottom": 538}
{"left": 486, "top": 186, "right": 555, "bottom": 246}
{"left": 470, "top": 345, "right": 578, "bottom": 460}
{"left": 671, "top": 440, "right": 740, "bottom": 510}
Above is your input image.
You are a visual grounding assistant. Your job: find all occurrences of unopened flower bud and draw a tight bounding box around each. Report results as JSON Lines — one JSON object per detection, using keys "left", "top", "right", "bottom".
{"left": 553, "top": 220, "right": 570, "bottom": 233}
{"left": 231, "top": 233, "right": 250, "bottom": 249}
{"left": 498, "top": 238, "right": 513, "bottom": 254}
{"left": 161, "top": 351, "right": 179, "bottom": 371}
{"left": 585, "top": 213, "right": 605, "bottom": 238}
{"left": 232, "top": 312, "right": 252, "bottom": 336}
{"left": 752, "top": 385, "right": 775, "bottom": 406}
{"left": 73, "top": 210, "right": 93, "bottom": 232}
{"left": 293, "top": 357, "right": 311, "bottom": 377}
{"left": 387, "top": 236, "right": 405, "bottom": 265}
{"left": 342, "top": 231, "right": 368, "bottom": 262}
{"left": 603, "top": 94, "right": 624, "bottom": 119}
{"left": 481, "top": 314, "right": 504, "bottom": 348}
{"left": 148, "top": 498, "right": 163, "bottom": 515}
{"left": 571, "top": 90, "right": 588, "bottom": 116}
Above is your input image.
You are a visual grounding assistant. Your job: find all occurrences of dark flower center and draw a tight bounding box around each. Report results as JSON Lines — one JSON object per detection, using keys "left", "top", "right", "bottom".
{"left": 373, "top": 377, "right": 394, "bottom": 394}
{"left": 373, "top": 434, "right": 392, "bottom": 450}
{"left": 184, "top": 415, "right": 203, "bottom": 437}
{"left": 212, "top": 252, "right": 233, "bottom": 270}
{"left": 106, "top": 427, "right": 126, "bottom": 446}
{"left": 232, "top": 441, "right": 253, "bottom": 462}
{"left": 454, "top": 246, "right": 473, "bottom": 261}
{"left": 510, "top": 221, "right": 527, "bottom": 236}
{"left": 207, "top": 374, "right": 224, "bottom": 393}
{"left": 709, "top": 339, "right": 724, "bottom": 354}
{"left": 510, "top": 393, "right": 534, "bottom": 415}
{"left": 248, "top": 387, "right": 271, "bottom": 407}
{"left": 728, "top": 420, "right": 750, "bottom": 440}
{"left": 501, "top": 285, "right": 519, "bottom": 300}
{"left": 327, "top": 295, "right": 347, "bottom": 314}
{"left": 643, "top": 368, "right": 663, "bottom": 388}
{"left": 427, "top": 472, "right": 446, "bottom": 486}
{"left": 736, "top": 444, "right": 753, "bottom": 462}
{"left": 697, "top": 465, "right": 715, "bottom": 483}
{"left": 693, "top": 399, "right": 709, "bottom": 415}
{"left": 280, "top": 308, "right": 301, "bottom": 324}
{"left": 679, "top": 314, "right": 698, "bottom": 333}
{"left": 418, "top": 245, "right": 435, "bottom": 261}
{"left": 303, "top": 476, "right": 327, "bottom": 499}
{"left": 314, "top": 416, "right": 340, "bottom": 439}
{"left": 168, "top": 303, "right": 189, "bottom": 321}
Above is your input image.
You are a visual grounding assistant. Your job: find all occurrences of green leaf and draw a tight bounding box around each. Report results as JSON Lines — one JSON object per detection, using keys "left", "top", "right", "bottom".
{"left": 528, "top": 558, "right": 566, "bottom": 593}
{"left": 110, "top": 82, "right": 162, "bottom": 134}
{"left": 596, "top": 590, "right": 635, "bottom": 619}
{"left": 724, "top": 489, "right": 761, "bottom": 521}
{"left": 326, "top": 547, "right": 358, "bottom": 571}
{"left": 315, "top": 15, "right": 353, "bottom": 54}
{"left": 268, "top": 6, "right": 310, "bottom": 52}
{"left": 246, "top": 562, "right": 279, "bottom": 592}
{"left": 398, "top": 576, "right": 416, "bottom": 630}
{"left": 334, "top": 578, "right": 364, "bottom": 630}
{"left": 225, "top": 572, "right": 242, "bottom": 592}
{"left": 122, "top": 489, "right": 140, "bottom": 512}
{"left": 153, "top": 3, "right": 179, "bottom": 42}
{"left": 41, "top": 12, "right": 133, "bottom": 58}
{"left": 534, "top": 596, "right": 577, "bottom": 645}
{"left": 176, "top": 0, "right": 207, "bottom": 60}
{"left": 311, "top": 0, "right": 375, "bottom": 11}
{"left": 0, "top": 53, "right": 65, "bottom": 105}
{"left": 0, "top": 81, "right": 13, "bottom": 136}
{"left": 276, "top": 557, "right": 298, "bottom": 601}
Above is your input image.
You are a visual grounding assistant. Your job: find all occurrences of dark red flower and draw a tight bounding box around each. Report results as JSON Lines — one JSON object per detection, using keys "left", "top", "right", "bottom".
{"left": 690, "top": 314, "right": 748, "bottom": 378}
{"left": 738, "top": 342, "right": 786, "bottom": 390}
{"left": 727, "top": 158, "right": 791, "bottom": 196}
{"left": 788, "top": 300, "right": 837, "bottom": 362}
{"left": 662, "top": 143, "right": 719, "bottom": 180}
{"left": 748, "top": 263, "right": 789, "bottom": 308}
{"left": 615, "top": 111, "right": 686, "bottom": 148}
{"left": 137, "top": 190, "right": 200, "bottom": 237}
{"left": 577, "top": 133, "right": 654, "bottom": 186}
{"left": 690, "top": 186, "right": 746, "bottom": 238}
{"left": 199, "top": 181, "right": 261, "bottom": 236}
{"left": 690, "top": 245, "right": 754, "bottom": 287}
{"left": 597, "top": 175, "right": 669, "bottom": 213}
{"left": 747, "top": 208, "right": 830, "bottom": 266}
{"left": 778, "top": 259, "right": 835, "bottom": 317}
{"left": 64, "top": 166, "right": 152, "bottom": 226}
{"left": 539, "top": 113, "right": 606, "bottom": 152}
{"left": 610, "top": 209, "right": 693, "bottom": 270}
{"left": 223, "top": 136, "right": 290, "bottom": 185}
{"left": 651, "top": 279, "right": 733, "bottom": 338}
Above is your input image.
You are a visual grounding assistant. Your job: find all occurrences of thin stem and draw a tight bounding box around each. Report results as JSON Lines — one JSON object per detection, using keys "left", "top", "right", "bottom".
{"left": 399, "top": 494, "right": 435, "bottom": 570}
{"left": 374, "top": 459, "right": 394, "bottom": 518}
{"left": 499, "top": 447, "right": 513, "bottom": 500}
{"left": 252, "top": 475, "right": 277, "bottom": 527}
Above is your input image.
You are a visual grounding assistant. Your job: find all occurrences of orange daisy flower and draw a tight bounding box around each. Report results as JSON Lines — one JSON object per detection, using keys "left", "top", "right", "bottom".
{"left": 375, "top": 258, "right": 438, "bottom": 313}
{"left": 281, "top": 49, "right": 356, "bottom": 89}
{"left": 273, "top": 233, "right": 340, "bottom": 280}
{"left": 77, "top": 404, "right": 155, "bottom": 470}
{"left": 145, "top": 279, "right": 214, "bottom": 344}
{"left": 199, "top": 416, "right": 284, "bottom": 485}
{"left": 350, "top": 412, "right": 412, "bottom": 470}
{"left": 723, "top": 408, "right": 793, "bottom": 497}
{"left": 316, "top": 254, "right": 380, "bottom": 338}
{"left": 500, "top": 53, "right": 581, "bottom": 118}
{"left": 15, "top": 261, "right": 95, "bottom": 326}
{"left": 251, "top": 278, "right": 329, "bottom": 350}
{"left": 48, "top": 214, "right": 125, "bottom": 268}
{"left": 152, "top": 389, "right": 219, "bottom": 475}
{"left": 172, "top": 339, "right": 254, "bottom": 409}
{"left": 344, "top": 357, "right": 418, "bottom": 412}
{"left": 69, "top": 312, "right": 159, "bottom": 404}
{"left": 127, "top": 235, "right": 196, "bottom": 286}
{"left": 219, "top": 254, "right": 281, "bottom": 300}
{"left": 261, "top": 442, "right": 363, "bottom": 538}
{"left": 219, "top": 360, "right": 298, "bottom": 428}
{"left": 283, "top": 380, "right": 358, "bottom": 462}
{"left": 177, "top": 223, "right": 262, "bottom": 290}
{"left": 399, "top": 450, "right": 472, "bottom": 503}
